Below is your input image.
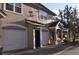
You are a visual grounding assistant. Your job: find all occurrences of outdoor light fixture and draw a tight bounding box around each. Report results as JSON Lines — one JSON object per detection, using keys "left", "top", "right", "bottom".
{"left": 28, "top": 11, "right": 34, "bottom": 17}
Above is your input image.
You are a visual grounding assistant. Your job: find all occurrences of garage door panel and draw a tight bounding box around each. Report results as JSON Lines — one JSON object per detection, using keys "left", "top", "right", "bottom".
{"left": 3, "top": 29, "right": 28, "bottom": 51}
{"left": 42, "top": 31, "right": 49, "bottom": 45}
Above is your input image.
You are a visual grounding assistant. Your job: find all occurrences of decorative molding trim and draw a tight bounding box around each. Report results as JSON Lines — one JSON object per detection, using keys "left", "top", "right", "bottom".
{"left": 2, "top": 24, "right": 26, "bottom": 30}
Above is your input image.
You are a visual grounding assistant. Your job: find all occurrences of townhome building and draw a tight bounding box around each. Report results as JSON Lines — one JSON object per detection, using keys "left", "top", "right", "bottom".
{"left": 0, "top": 3, "right": 62, "bottom": 52}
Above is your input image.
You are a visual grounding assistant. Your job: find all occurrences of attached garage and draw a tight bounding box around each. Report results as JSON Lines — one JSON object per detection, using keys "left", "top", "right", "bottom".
{"left": 41, "top": 30, "right": 49, "bottom": 46}
{"left": 2, "top": 24, "right": 28, "bottom": 52}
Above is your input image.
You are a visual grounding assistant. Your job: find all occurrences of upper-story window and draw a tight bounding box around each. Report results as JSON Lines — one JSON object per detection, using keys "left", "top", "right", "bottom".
{"left": 6, "top": 3, "right": 14, "bottom": 11}
{"left": 39, "top": 10, "right": 48, "bottom": 20}
{"left": 15, "top": 3, "right": 22, "bottom": 13}
{"left": 4, "top": 3, "right": 22, "bottom": 14}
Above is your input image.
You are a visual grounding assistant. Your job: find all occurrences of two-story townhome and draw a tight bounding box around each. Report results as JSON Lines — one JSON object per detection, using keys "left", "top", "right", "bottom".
{"left": 0, "top": 3, "right": 57, "bottom": 52}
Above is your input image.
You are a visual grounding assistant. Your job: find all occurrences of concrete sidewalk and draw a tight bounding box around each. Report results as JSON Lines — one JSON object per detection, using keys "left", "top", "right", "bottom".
{"left": 54, "top": 43, "right": 79, "bottom": 55}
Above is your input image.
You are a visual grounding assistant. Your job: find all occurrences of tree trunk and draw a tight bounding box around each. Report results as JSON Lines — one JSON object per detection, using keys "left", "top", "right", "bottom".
{"left": 72, "top": 31, "right": 76, "bottom": 44}
{"left": 69, "top": 29, "right": 71, "bottom": 39}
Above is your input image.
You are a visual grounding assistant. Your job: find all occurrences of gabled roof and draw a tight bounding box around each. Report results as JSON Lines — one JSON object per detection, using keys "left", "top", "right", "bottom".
{"left": 48, "top": 21, "right": 59, "bottom": 27}
{"left": 25, "top": 19, "right": 45, "bottom": 26}
{"left": 24, "top": 3, "right": 56, "bottom": 16}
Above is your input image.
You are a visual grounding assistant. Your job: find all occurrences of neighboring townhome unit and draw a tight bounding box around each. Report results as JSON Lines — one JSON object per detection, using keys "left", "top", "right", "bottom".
{"left": 0, "top": 3, "right": 56, "bottom": 52}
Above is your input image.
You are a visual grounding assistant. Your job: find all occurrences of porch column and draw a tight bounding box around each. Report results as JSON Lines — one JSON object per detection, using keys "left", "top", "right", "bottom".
{"left": 40, "top": 27, "right": 43, "bottom": 47}
{"left": 61, "top": 30, "right": 64, "bottom": 42}
{"left": 49, "top": 29, "right": 53, "bottom": 45}
{"left": 55, "top": 29, "right": 58, "bottom": 45}
{"left": 33, "top": 29, "right": 35, "bottom": 49}
{"left": 48, "top": 29, "right": 51, "bottom": 44}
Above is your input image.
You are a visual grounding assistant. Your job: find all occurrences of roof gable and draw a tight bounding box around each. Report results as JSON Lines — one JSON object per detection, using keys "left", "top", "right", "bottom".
{"left": 48, "top": 21, "right": 59, "bottom": 27}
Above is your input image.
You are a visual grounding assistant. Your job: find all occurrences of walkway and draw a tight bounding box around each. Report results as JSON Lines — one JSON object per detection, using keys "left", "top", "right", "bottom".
{"left": 4, "top": 43, "right": 71, "bottom": 55}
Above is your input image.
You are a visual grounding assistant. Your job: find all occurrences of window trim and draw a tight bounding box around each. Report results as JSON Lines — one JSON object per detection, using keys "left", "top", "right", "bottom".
{"left": 4, "top": 3, "right": 23, "bottom": 14}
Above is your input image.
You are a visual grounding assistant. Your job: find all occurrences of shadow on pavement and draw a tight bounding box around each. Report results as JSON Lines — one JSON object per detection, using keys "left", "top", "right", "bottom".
{"left": 21, "top": 43, "right": 71, "bottom": 55}
{"left": 66, "top": 41, "right": 79, "bottom": 50}
{"left": 6, "top": 42, "right": 79, "bottom": 55}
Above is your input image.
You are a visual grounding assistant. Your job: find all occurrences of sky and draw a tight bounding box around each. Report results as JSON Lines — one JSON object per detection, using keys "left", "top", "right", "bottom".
{"left": 42, "top": 3, "right": 79, "bottom": 15}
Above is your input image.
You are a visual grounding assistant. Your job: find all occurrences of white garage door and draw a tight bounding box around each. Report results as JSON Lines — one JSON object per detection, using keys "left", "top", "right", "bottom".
{"left": 41, "top": 30, "right": 49, "bottom": 46}
{"left": 3, "top": 29, "right": 28, "bottom": 51}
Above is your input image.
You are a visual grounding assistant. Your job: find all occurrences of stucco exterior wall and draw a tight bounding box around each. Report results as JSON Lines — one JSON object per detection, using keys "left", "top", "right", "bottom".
{"left": 27, "top": 24, "right": 33, "bottom": 49}
{"left": 0, "top": 4, "right": 2, "bottom": 9}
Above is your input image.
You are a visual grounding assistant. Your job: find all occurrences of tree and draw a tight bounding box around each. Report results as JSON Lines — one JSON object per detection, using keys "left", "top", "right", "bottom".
{"left": 59, "top": 9, "right": 68, "bottom": 28}
{"left": 70, "top": 7, "right": 78, "bottom": 43}
{"left": 59, "top": 5, "right": 78, "bottom": 44}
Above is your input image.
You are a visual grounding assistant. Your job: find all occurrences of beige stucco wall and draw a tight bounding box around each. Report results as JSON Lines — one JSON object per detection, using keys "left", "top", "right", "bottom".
{"left": 27, "top": 24, "right": 33, "bottom": 49}
{"left": 0, "top": 4, "right": 2, "bottom": 9}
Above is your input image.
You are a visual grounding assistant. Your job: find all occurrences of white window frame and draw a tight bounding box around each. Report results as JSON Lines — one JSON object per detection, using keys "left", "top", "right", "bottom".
{"left": 4, "top": 3, "right": 23, "bottom": 14}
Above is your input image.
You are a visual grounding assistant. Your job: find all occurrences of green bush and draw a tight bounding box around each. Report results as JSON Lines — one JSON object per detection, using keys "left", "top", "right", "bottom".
{"left": 0, "top": 48, "right": 3, "bottom": 55}
{"left": 64, "top": 39, "right": 70, "bottom": 44}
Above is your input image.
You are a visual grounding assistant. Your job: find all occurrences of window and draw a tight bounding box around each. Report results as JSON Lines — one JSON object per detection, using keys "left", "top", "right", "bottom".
{"left": 4, "top": 3, "right": 22, "bottom": 13}
{"left": 15, "top": 3, "right": 22, "bottom": 13}
{"left": 39, "top": 10, "right": 48, "bottom": 20}
{"left": 6, "top": 3, "right": 14, "bottom": 11}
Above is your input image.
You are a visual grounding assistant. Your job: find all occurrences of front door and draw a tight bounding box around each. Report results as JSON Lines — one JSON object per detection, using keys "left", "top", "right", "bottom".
{"left": 35, "top": 30, "right": 40, "bottom": 48}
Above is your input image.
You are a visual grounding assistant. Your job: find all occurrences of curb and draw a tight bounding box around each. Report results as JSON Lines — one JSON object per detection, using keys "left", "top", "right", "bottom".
{"left": 53, "top": 46, "right": 73, "bottom": 55}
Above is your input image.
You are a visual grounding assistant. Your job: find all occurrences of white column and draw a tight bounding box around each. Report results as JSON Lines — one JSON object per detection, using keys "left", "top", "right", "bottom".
{"left": 48, "top": 30, "right": 51, "bottom": 44}
{"left": 40, "top": 27, "right": 43, "bottom": 47}
{"left": 33, "top": 29, "right": 36, "bottom": 49}
{"left": 61, "top": 30, "right": 64, "bottom": 42}
{"left": 55, "top": 29, "right": 58, "bottom": 45}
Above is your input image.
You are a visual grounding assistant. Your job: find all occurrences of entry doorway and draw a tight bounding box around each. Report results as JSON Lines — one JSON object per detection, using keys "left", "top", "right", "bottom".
{"left": 35, "top": 30, "right": 40, "bottom": 48}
